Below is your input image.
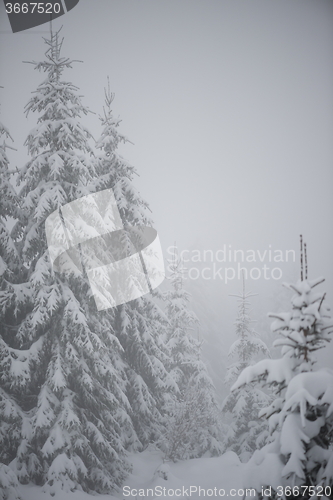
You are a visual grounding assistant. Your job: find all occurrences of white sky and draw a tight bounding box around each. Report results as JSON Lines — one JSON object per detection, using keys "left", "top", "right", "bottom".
{"left": 1, "top": 0, "right": 333, "bottom": 370}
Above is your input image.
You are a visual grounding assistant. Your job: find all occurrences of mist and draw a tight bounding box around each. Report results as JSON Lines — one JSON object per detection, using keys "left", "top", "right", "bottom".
{"left": 1, "top": 0, "right": 333, "bottom": 387}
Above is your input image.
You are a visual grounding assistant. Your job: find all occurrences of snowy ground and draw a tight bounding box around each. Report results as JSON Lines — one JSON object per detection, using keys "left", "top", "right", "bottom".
{"left": 18, "top": 449, "right": 247, "bottom": 500}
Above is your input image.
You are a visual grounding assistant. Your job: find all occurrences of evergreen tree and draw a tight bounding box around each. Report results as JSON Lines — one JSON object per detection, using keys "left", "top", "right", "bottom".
{"left": 0, "top": 93, "right": 23, "bottom": 500}
{"left": 160, "top": 248, "right": 222, "bottom": 460}
{"left": 0, "top": 463, "right": 21, "bottom": 500}
{"left": 222, "top": 274, "right": 271, "bottom": 462}
{"left": 0, "top": 107, "right": 19, "bottom": 282}
{"left": 233, "top": 276, "right": 333, "bottom": 493}
{"left": 0, "top": 30, "right": 133, "bottom": 494}
{"left": 164, "top": 247, "right": 200, "bottom": 391}
{"left": 94, "top": 80, "right": 178, "bottom": 448}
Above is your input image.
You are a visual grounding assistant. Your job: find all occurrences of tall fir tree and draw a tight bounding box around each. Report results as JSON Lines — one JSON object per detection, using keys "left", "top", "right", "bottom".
{"left": 0, "top": 92, "right": 23, "bottom": 500}
{"left": 222, "top": 274, "right": 271, "bottom": 462}
{"left": 160, "top": 248, "right": 222, "bottom": 460}
{"left": 0, "top": 30, "right": 134, "bottom": 494}
{"left": 94, "top": 80, "right": 178, "bottom": 448}
{"left": 233, "top": 271, "right": 333, "bottom": 493}
{"left": 0, "top": 106, "right": 19, "bottom": 283}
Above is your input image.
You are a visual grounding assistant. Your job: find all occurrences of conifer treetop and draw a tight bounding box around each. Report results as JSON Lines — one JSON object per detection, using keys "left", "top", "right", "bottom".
{"left": 93, "top": 78, "right": 152, "bottom": 227}
{"left": 226, "top": 273, "right": 270, "bottom": 373}
{"left": 233, "top": 277, "right": 333, "bottom": 393}
{"left": 18, "top": 26, "right": 95, "bottom": 214}
{"left": 24, "top": 26, "right": 82, "bottom": 82}
{"left": 96, "top": 76, "right": 130, "bottom": 159}
{"left": 229, "top": 272, "right": 258, "bottom": 342}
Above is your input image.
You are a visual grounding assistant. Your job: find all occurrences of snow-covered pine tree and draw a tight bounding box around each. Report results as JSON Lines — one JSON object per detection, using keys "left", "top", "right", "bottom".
{"left": 0, "top": 93, "right": 23, "bottom": 500}
{"left": 0, "top": 463, "right": 21, "bottom": 500}
{"left": 222, "top": 273, "right": 271, "bottom": 462}
{"left": 163, "top": 247, "right": 199, "bottom": 391}
{"left": 0, "top": 30, "right": 134, "bottom": 494}
{"left": 160, "top": 248, "right": 222, "bottom": 461}
{"left": 233, "top": 269, "right": 333, "bottom": 493}
{"left": 93, "top": 79, "right": 178, "bottom": 448}
{"left": 0, "top": 105, "right": 19, "bottom": 284}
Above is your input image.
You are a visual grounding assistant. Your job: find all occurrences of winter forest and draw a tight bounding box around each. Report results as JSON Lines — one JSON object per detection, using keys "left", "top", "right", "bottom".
{"left": 1, "top": 1, "right": 333, "bottom": 499}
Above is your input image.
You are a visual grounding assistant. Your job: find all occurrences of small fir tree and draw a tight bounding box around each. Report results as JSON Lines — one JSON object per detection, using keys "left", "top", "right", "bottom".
{"left": 160, "top": 248, "right": 223, "bottom": 460}
{"left": 233, "top": 241, "right": 333, "bottom": 493}
{"left": 222, "top": 273, "right": 271, "bottom": 461}
{"left": 164, "top": 247, "right": 200, "bottom": 391}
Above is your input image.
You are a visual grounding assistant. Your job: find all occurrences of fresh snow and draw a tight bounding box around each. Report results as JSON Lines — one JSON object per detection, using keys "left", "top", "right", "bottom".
{"left": 16, "top": 449, "right": 248, "bottom": 500}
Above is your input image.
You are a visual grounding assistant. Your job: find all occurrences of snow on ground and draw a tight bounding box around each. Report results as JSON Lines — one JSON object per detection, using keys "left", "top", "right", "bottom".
{"left": 17, "top": 448, "right": 248, "bottom": 500}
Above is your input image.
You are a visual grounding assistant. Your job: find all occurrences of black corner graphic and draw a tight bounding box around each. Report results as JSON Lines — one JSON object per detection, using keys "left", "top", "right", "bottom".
{"left": 63, "top": 0, "right": 79, "bottom": 12}
{"left": 3, "top": 0, "right": 80, "bottom": 33}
